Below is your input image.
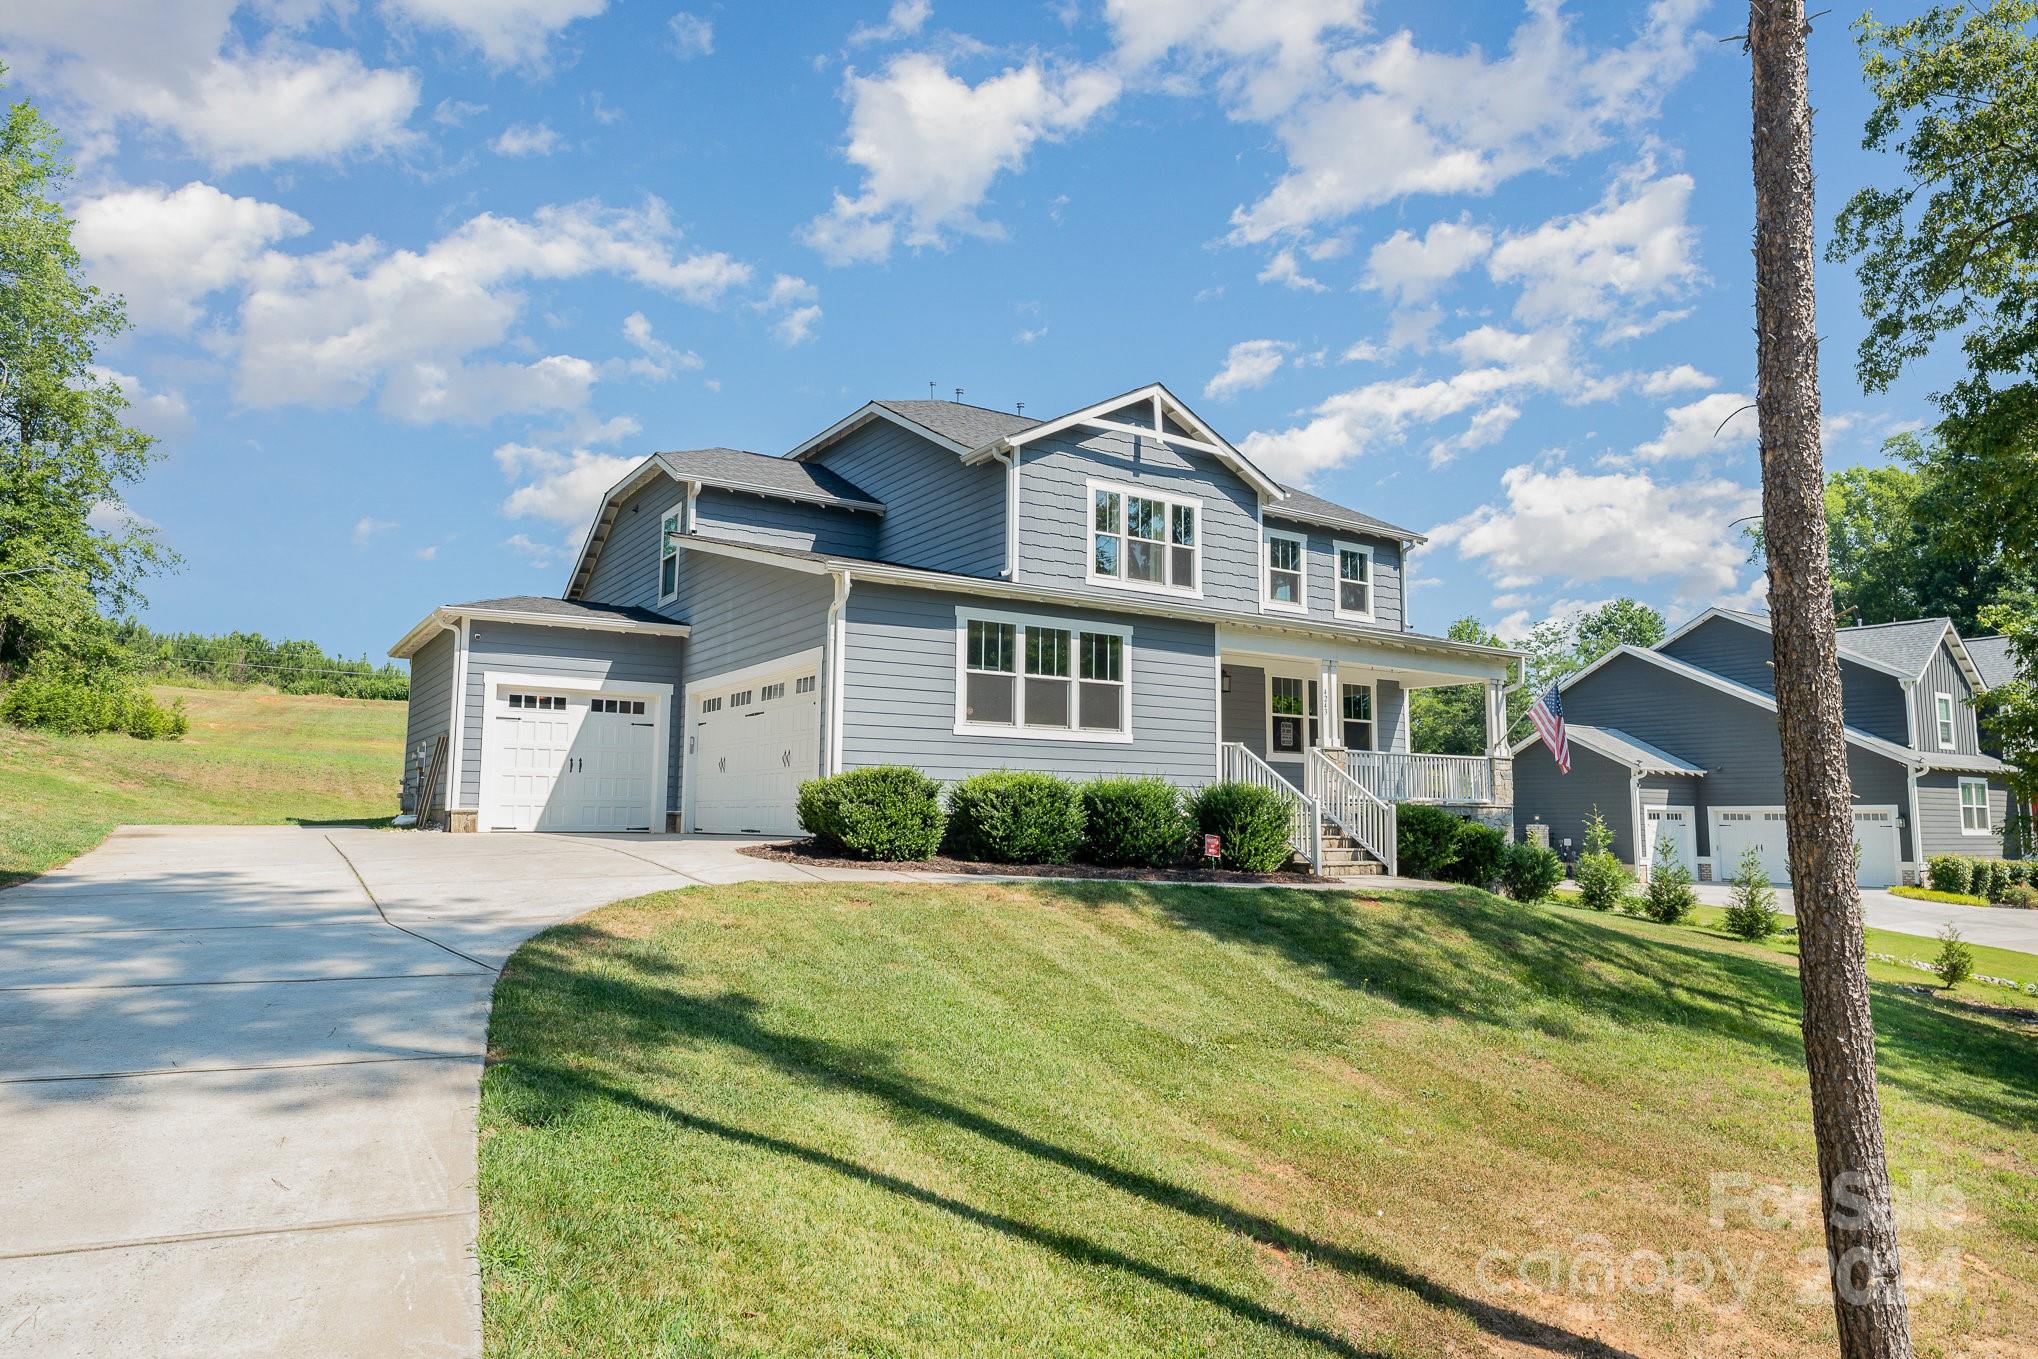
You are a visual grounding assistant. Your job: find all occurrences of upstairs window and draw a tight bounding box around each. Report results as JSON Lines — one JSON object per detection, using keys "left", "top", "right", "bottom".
{"left": 658, "top": 504, "right": 682, "bottom": 602}
{"left": 1935, "top": 692, "right": 1956, "bottom": 749}
{"left": 1335, "top": 542, "right": 1373, "bottom": 620}
{"left": 1264, "top": 530, "right": 1307, "bottom": 612}
{"left": 959, "top": 610, "right": 1131, "bottom": 739}
{"left": 1088, "top": 481, "right": 1198, "bottom": 594}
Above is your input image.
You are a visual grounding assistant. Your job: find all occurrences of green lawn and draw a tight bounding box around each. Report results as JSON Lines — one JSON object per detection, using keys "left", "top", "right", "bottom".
{"left": 0, "top": 685, "right": 405, "bottom": 886}
{"left": 480, "top": 882, "right": 2037, "bottom": 1358}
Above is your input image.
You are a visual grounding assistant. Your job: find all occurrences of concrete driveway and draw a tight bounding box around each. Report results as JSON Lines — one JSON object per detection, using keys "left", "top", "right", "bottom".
{"left": 0, "top": 826, "right": 837, "bottom": 1359}
{"left": 1689, "top": 881, "right": 2038, "bottom": 955}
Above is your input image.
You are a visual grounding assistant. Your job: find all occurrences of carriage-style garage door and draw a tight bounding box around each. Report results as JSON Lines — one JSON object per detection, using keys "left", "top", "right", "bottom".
{"left": 1709, "top": 804, "right": 1902, "bottom": 888}
{"left": 481, "top": 680, "right": 666, "bottom": 833}
{"left": 691, "top": 663, "right": 821, "bottom": 835}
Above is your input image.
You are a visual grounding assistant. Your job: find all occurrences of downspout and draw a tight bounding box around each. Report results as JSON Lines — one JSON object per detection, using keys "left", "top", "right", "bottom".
{"left": 1901, "top": 679, "right": 1924, "bottom": 881}
{"left": 684, "top": 479, "right": 701, "bottom": 533}
{"left": 1630, "top": 769, "right": 1646, "bottom": 880}
{"left": 991, "top": 444, "right": 1019, "bottom": 579}
{"left": 443, "top": 614, "right": 470, "bottom": 829}
{"left": 826, "top": 570, "right": 853, "bottom": 774}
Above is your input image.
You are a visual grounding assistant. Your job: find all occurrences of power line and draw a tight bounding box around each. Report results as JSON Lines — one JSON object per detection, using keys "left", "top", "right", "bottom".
{"left": 127, "top": 655, "right": 407, "bottom": 680}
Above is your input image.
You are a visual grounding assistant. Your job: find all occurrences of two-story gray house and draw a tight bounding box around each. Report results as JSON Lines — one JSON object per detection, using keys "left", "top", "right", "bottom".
{"left": 389, "top": 384, "right": 1520, "bottom": 872}
{"left": 1513, "top": 607, "right": 2015, "bottom": 886}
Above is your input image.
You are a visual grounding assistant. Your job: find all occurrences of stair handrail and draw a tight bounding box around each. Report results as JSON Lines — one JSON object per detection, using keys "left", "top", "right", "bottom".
{"left": 1310, "top": 749, "right": 1397, "bottom": 877}
{"left": 1218, "top": 742, "right": 1322, "bottom": 874}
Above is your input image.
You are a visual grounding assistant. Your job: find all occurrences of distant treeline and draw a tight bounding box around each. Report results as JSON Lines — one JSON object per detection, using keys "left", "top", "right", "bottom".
{"left": 113, "top": 623, "right": 410, "bottom": 701}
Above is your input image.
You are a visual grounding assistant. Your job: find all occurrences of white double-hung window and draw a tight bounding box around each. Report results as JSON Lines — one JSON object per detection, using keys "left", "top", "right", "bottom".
{"left": 1959, "top": 778, "right": 1992, "bottom": 835}
{"left": 1088, "top": 480, "right": 1198, "bottom": 594}
{"left": 1935, "top": 692, "right": 1956, "bottom": 749}
{"left": 657, "top": 503, "right": 683, "bottom": 602}
{"left": 958, "top": 609, "right": 1131, "bottom": 740}
{"left": 1334, "top": 541, "right": 1373, "bottom": 621}
{"left": 1264, "top": 529, "right": 1307, "bottom": 613}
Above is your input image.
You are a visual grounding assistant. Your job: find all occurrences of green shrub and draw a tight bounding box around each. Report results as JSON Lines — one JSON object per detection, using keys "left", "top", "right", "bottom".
{"left": 2007, "top": 860, "right": 2031, "bottom": 887}
{"left": 796, "top": 766, "right": 945, "bottom": 861}
{"left": 1721, "top": 845, "right": 1781, "bottom": 941}
{"left": 0, "top": 669, "right": 187, "bottom": 739}
{"left": 1395, "top": 803, "right": 1463, "bottom": 880}
{"left": 1926, "top": 854, "right": 1973, "bottom": 895}
{"left": 1080, "top": 778, "right": 1188, "bottom": 868}
{"left": 1980, "top": 859, "right": 2014, "bottom": 902}
{"left": 1499, "top": 841, "right": 1563, "bottom": 902}
{"left": 1189, "top": 781, "right": 1294, "bottom": 874}
{"left": 1931, "top": 924, "right": 1974, "bottom": 989}
{"left": 1574, "top": 808, "right": 1629, "bottom": 912}
{"left": 1446, "top": 821, "right": 1507, "bottom": 888}
{"left": 1640, "top": 836, "right": 1697, "bottom": 924}
{"left": 944, "top": 771, "right": 1085, "bottom": 864}
{"left": 2003, "top": 883, "right": 2038, "bottom": 910}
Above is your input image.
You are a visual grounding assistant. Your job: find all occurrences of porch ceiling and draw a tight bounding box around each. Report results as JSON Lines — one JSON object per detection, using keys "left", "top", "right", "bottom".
{"left": 1216, "top": 626, "right": 1511, "bottom": 688}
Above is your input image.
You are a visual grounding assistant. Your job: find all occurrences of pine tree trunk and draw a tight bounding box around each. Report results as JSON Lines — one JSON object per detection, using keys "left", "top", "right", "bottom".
{"left": 1748, "top": 4, "right": 1914, "bottom": 1355}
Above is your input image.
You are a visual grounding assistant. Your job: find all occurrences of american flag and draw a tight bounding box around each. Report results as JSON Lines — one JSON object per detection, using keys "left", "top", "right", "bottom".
{"left": 1529, "top": 682, "right": 1569, "bottom": 774}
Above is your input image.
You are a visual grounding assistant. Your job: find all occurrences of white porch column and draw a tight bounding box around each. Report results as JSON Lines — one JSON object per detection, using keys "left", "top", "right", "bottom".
{"left": 1484, "top": 678, "right": 1507, "bottom": 757}
{"left": 1321, "top": 659, "right": 1342, "bottom": 749}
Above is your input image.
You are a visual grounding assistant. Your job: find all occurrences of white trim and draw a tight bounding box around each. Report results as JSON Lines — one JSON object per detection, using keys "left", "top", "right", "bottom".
{"left": 1934, "top": 691, "right": 1956, "bottom": 750}
{"left": 1507, "top": 724, "right": 1705, "bottom": 776}
{"left": 1958, "top": 776, "right": 1993, "bottom": 836}
{"left": 446, "top": 619, "right": 470, "bottom": 812}
{"left": 1629, "top": 771, "right": 1645, "bottom": 868}
{"left": 475, "top": 669, "right": 672, "bottom": 834}
{"left": 827, "top": 575, "right": 851, "bottom": 774}
{"left": 966, "top": 382, "right": 1287, "bottom": 500}
{"left": 952, "top": 605, "right": 1134, "bottom": 744}
{"left": 1082, "top": 476, "right": 1204, "bottom": 599}
{"left": 390, "top": 605, "right": 690, "bottom": 657}
{"left": 1212, "top": 648, "right": 1224, "bottom": 779}
{"left": 787, "top": 401, "right": 973, "bottom": 461}
{"left": 1261, "top": 526, "right": 1309, "bottom": 615}
{"left": 1335, "top": 675, "right": 1375, "bottom": 752}
{"left": 681, "top": 650, "right": 824, "bottom": 834}
{"left": 1332, "top": 539, "right": 1375, "bottom": 623}
{"left": 1906, "top": 765, "right": 1925, "bottom": 870}
{"left": 657, "top": 500, "right": 684, "bottom": 605}
{"left": 994, "top": 447, "right": 1020, "bottom": 580}
{"left": 1262, "top": 659, "right": 1320, "bottom": 761}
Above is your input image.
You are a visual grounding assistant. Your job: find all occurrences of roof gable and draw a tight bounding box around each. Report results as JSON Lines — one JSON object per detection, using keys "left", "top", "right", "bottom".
{"left": 1659, "top": 607, "right": 1985, "bottom": 688}
{"left": 1966, "top": 635, "right": 2016, "bottom": 689}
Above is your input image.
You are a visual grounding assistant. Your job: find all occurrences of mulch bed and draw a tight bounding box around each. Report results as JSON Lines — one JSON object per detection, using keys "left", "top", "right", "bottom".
{"left": 740, "top": 839, "right": 1337, "bottom": 885}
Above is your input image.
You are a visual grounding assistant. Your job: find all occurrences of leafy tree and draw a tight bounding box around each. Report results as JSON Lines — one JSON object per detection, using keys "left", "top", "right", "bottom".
{"left": 1768, "top": 4, "right": 1916, "bottom": 1351}
{"left": 1931, "top": 924, "right": 1974, "bottom": 989}
{"left": 0, "top": 69, "right": 172, "bottom": 676}
{"left": 1410, "top": 617, "right": 1501, "bottom": 755}
{"left": 1722, "top": 846, "right": 1781, "bottom": 941}
{"left": 1573, "top": 597, "right": 1665, "bottom": 659}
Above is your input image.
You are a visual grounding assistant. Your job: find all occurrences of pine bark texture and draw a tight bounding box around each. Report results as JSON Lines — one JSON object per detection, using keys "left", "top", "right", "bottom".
{"left": 1748, "top": 4, "right": 1914, "bottom": 1355}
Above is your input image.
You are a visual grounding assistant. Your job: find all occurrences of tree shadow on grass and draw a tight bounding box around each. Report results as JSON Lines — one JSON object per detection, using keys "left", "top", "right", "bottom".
{"left": 1087, "top": 883, "right": 2036, "bottom": 1133}
{"left": 490, "top": 932, "right": 1642, "bottom": 1359}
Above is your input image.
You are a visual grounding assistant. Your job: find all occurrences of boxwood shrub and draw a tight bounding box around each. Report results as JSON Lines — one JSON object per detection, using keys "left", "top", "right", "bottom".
{"left": 1446, "top": 820, "right": 1508, "bottom": 889}
{"left": 1499, "top": 841, "right": 1563, "bottom": 902}
{"left": 944, "top": 771, "right": 1086, "bottom": 864}
{"left": 1188, "top": 781, "right": 1293, "bottom": 873}
{"left": 1926, "top": 854, "right": 1973, "bottom": 895}
{"left": 795, "top": 766, "right": 945, "bottom": 861}
{"left": 1080, "top": 777, "right": 1189, "bottom": 868}
{"left": 1394, "top": 803, "right": 1463, "bottom": 880}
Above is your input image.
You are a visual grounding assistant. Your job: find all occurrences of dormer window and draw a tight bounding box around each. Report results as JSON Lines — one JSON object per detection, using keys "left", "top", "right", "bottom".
{"left": 1264, "top": 529, "right": 1307, "bottom": 613}
{"left": 1086, "top": 480, "right": 1198, "bottom": 595}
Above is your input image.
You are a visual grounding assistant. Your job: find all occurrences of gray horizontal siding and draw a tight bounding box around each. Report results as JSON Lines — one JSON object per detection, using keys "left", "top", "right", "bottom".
{"left": 692, "top": 486, "right": 877, "bottom": 557}
{"left": 1262, "top": 515, "right": 1406, "bottom": 632}
{"left": 1915, "top": 773, "right": 2013, "bottom": 860}
{"left": 808, "top": 418, "right": 1005, "bottom": 575}
{"left": 580, "top": 474, "right": 686, "bottom": 618}
{"left": 457, "top": 621, "right": 686, "bottom": 812}
{"left": 401, "top": 628, "right": 455, "bottom": 815}
{"left": 1017, "top": 428, "right": 1263, "bottom": 614}
{"left": 839, "top": 582, "right": 1219, "bottom": 787}
{"left": 1515, "top": 744, "right": 1637, "bottom": 862}
{"left": 1915, "top": 639, "right": 1983, "bottom": 757}
{"left": 1662, "top": 615, "right": 1909, "bottom": 743}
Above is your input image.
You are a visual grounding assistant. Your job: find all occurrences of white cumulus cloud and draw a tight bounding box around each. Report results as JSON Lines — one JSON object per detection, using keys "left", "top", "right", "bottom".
{"left": 1634, "top": 391, "right": 1756, "bottom": 462}
{"left": 1487, "top": 169, "right": 1700, "bottom": 331}
{"left": 491, "top": 122, "right": 565, "bottom": 156}
{"left": 383, "top": 0, "right": 609, "bottom": 68}
{"left": 1204, "top": 339, "right": 1292, "bottom": 400}
{"left": 1362, "top": 216, "right": 1493, "bottom": 306}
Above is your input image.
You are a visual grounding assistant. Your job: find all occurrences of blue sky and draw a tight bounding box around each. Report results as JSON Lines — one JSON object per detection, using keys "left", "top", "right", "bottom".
{"left": 2, "top": 0, "right": 1948, "bottom": 660}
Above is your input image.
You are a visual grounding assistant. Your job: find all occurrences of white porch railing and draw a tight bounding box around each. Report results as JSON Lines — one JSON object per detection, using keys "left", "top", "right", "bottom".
{"left": 1220, "top": 742, "right": 1321, "bottom": 874}
{"left": 1333, "top": 750, "right": 1494, "bottom": 805}
{"left": 1308, "top": 750, "right": 1397, "bottom": 877}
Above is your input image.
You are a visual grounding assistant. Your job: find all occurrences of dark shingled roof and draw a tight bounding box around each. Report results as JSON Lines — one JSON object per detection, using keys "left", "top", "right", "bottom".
{"left": 1267, "top": 484, "right": 1424, "bottom": 543}
{"left": 456, "top": 596, "right": 677, "bottom": 626}
{"left": 1967, "top": 635, "right": 2017, "bottom": 689}
{"left": 659, "top": 446, "right": 879, "bottom": 507}
{"left": 871, "top": 399, "right": 1041, "bottom": 449}
{"left": 1719, "top": 608, "right": 1958, "bottom": 679}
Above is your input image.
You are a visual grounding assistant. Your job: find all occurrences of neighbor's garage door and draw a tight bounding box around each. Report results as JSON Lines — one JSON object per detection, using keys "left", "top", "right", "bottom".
{"left": 1710, "top": 805, "right": 1901, "bottom": 888}
{"left": 692, "top": 667, "right": 820, "bottom": 835}
{"left": 484, "top": 688, "right": 661, "bottom": 833}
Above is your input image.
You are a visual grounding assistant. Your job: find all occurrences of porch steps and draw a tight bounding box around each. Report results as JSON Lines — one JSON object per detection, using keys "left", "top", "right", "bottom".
{"left": 1317, "top": 827, "right": 1388, "bottom": 878}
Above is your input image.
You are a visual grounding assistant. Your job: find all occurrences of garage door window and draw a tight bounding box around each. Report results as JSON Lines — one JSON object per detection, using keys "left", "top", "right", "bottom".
{"left": 1961, "top": 778, "right": 1992, "bottom": 834}
{"left": 959, "top": 610, "right": 1131, "bottom": 740}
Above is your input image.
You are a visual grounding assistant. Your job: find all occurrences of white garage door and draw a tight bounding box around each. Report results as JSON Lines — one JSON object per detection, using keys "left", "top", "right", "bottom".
{"left": 483, "top": 687, "right": 662, "bottom": 833}
{"left": 1710, "top": 805, "right": 1902, "bottom": 888}
{"left": 1644, "top": 806, "right": 1697, "bottom": 873}
{"left": 692, "top": 667, "right": 820, "bottom": 835}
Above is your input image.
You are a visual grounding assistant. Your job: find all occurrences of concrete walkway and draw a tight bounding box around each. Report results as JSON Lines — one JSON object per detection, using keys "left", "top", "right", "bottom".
{"left": 1689, "top": 881, "right": 2038, "bottom": 955}
{"left": 0, "top": 826, "right": 839, "bottom": 1358}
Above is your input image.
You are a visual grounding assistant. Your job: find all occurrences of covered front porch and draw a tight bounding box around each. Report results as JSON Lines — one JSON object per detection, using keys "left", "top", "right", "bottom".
{"left": 1213, "top": 624, "right": 1519, "bottom": 875}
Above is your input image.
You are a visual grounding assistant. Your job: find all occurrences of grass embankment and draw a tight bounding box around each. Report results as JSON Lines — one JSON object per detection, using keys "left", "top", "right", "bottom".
{"left": 0, "top": 685, "right": 405, "bottom": 886}
{"left": 480, "top": 882, "right": 2037, "bottom": 1359}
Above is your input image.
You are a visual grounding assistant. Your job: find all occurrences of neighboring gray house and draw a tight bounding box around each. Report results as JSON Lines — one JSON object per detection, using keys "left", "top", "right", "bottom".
{"left": 1514, "top": 607, "right": 2016, "bottom": 886}
{"left": 389, "top": 384, "right": 1520, "bottom": 872}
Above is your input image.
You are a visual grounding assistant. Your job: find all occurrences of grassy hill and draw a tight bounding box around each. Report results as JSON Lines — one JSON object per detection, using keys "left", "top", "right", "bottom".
{"left": 0, "top": 685, "right": 405, "bottom": 887}
{"left": 480, "top": 880, "right": 2037, "bottom": 1358}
